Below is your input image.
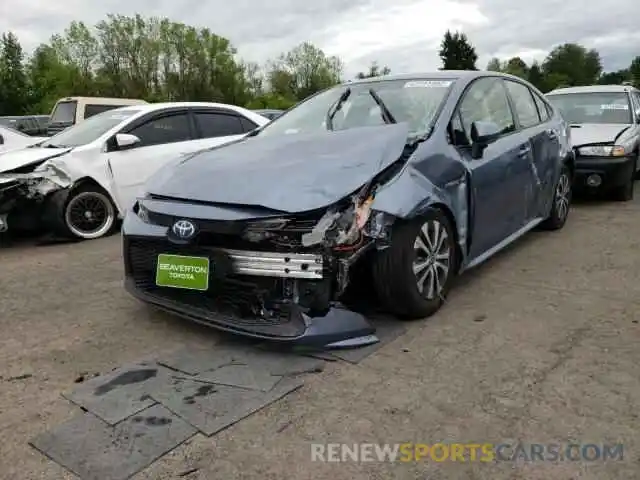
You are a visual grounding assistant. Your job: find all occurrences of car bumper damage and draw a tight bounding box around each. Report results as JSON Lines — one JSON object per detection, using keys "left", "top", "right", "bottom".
{"left": 122, "top": 188, "right": 400, "bottom": 348}
{"left": 0, "top": 163, "right": 72, "bottom": 233}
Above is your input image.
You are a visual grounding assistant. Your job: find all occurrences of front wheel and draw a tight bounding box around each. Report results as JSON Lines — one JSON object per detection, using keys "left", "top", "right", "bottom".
{"left": 372, "top": 207, "right": 457, "bottom": 319}
{"left": 540, "top": 163, "right": 572, "bottom": 231}
{"left": 48, "top": 185, "right": 117, "bottom": 240}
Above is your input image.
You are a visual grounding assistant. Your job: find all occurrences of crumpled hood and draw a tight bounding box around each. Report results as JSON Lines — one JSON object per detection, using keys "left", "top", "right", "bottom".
{"left": 0, "top": 146, "right": 72, "bottom": 173}
{"left": 570, "top": 123, "right": 631, "bottom": 147}
{"left": 145, "top": 123, "right": 410, "bottom": 213}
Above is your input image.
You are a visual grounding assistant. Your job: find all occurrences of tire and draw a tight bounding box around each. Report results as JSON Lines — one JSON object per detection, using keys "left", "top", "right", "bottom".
{"left": 48, "top": 184, "right": 117, "bottom": 240}
{"left": 540, "top": 163, "right": 572, "bottom": 231}
{"left": 612, "top": 156, "right": 636, "bottom": 202}
{"left": 372, "top": 207, "right": 457, "bottom": 319}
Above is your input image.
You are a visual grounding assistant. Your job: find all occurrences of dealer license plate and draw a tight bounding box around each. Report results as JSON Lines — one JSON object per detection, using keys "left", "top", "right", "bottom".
{"left": 155, "top": 254, "right": 210, "bottom": 291}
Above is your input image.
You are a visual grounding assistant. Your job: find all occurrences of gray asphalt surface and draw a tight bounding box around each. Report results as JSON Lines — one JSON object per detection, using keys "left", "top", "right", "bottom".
{"left": 0, "top": 197, "right": 639, "bottom": 479}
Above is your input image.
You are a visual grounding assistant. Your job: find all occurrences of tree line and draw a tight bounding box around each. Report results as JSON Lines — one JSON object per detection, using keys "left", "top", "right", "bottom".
{"left": 441, "top": 31, "right": 640, "bottom": 93}
{"left": 0, "top": 15, "right": 638, "bottom": 116}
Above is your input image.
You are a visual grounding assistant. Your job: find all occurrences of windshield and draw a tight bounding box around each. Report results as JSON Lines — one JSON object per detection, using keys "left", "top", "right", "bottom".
{"left": 40, "top": 109, "right": 141, "bottom": 148}
{"left": 257, "top": 78, "right": 455, "bottom": 137}
{"left": 50, "top": 101, "right": 78, "bottom": 124}
{"left": 547, "top": 92, "right": 632, "bottom": 124}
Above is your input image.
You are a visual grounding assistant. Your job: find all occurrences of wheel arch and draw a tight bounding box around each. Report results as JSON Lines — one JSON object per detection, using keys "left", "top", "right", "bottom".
{"left": 68, "top": 176, "right": 121, "bottom": 217}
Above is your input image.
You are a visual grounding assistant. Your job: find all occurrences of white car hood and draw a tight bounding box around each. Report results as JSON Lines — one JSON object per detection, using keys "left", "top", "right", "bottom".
{"left": 570, "top": 123, "right": 630, "bottom": 147}
{"left": 0, "top": 146, "right": 72, "bottom": 173}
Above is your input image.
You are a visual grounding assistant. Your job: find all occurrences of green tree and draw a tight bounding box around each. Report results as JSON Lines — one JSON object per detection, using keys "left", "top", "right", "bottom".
{"left": 542, "top": 43, "right": 602, "bottom": 88}
{"left": 25, "top": 44, "right": 76, "bottom": 113}
{"left": 355, "top": 61, "right": 391, "bottom": 79}
{"left": 0, "top": 32, "right": 28, "bottom": 115}
{"left": 527, "top": 61, "right": 547, "bottom": 91}
{"left": 267, "top": 42, "right": 342, "bottom": 101}
{"left": 629, "top": 56, "right": 640, "bottom": 89}
{"left": 598, "top": 69, "right": 630, "bottom": 85}
{"left": 503, "top": 57, "right": 528, "bottom": 79}
{"left": 486, "top": 57, "right": 502, "bottom": 72}
{"left": 439, "top": 30, "right": 478, "bottom": 70}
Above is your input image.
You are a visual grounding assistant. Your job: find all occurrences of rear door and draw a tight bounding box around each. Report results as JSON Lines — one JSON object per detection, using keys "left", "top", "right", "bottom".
{"left": 106, "top": 109, "right": 195, "bottom": 210}
{"left": 504, "top": 79, "right": 557, "bottom": 222}
{"left": 191, "top": 109, "right": 258, "bottom": 148}
{"left": 453, "top": 77, "right": 533, "bottom": 258}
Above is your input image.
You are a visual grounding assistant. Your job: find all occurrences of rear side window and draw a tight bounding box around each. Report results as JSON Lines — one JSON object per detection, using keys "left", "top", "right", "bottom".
{"left": 532, "top": 93, "right": 551, "bottom": 122}
{"left": 50, "top": 101, "right": 78, "bottom": 124}
{"left": 505, "top": 81, "right": 540, "bottom": 128}
{"left": 633, "top": 92, "right": 640, "bottom": 113}
{"left": 84, "top": 104, "right": 125, "bottom": 119}
{"left": 240, "top": 117, "right": 258, "bottom": 131}
{"left": 194, "top": 112, "right": 252, "bottom": 138}
{"left": 128, "top": 113, "right": 192, "bottom": 147}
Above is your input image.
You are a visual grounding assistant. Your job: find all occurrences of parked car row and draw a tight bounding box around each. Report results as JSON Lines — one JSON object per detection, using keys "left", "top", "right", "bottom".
{"left": 1, "top": 74, "right": 639, "bottom": 349}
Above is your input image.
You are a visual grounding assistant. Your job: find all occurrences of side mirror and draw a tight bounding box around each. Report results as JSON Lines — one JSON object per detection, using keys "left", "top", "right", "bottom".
{"left": 470, "top": 120, "right": 501, "bottom": 159}
{"left": 114, "top": 133, "right": 141, "bottom": 150}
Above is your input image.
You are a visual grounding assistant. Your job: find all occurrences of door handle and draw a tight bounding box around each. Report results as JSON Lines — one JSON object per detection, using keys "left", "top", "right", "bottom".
{"left": 518, "top": 145, "right": 531, "bottom": 157}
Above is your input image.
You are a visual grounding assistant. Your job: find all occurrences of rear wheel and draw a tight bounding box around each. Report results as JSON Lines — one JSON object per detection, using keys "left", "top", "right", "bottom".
{"left": 540, "top": 163, "right": 572, "bottom": 230}
{"left": 372, "top": 207, "right": 457, "bottom": 319}
{"left": 48, "top": 185, "right": 117, "bottom": 240}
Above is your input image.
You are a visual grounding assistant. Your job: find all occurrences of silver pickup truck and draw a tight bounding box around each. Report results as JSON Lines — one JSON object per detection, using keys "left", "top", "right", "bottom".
{"left": 546, "top": 84, "right": 640, "bottom": 201}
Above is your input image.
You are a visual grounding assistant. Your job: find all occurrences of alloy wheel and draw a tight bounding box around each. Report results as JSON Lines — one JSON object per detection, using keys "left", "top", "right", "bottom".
{"left": 412, "top": 219, "right": 451, "bottom": 300}
{"left": 555, "top": 172, "right": 571, "bottom": 221}
{"left": 65, "top": 191, "right": 115, "bottom": 239}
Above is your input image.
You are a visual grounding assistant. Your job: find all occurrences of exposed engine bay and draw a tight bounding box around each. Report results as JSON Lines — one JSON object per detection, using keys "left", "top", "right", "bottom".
{"left": 0, "top": 163, "right": 72, "bottom": 232}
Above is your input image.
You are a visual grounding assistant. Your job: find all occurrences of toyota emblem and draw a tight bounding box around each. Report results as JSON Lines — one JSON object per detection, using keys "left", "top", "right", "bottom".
{"left": 172, "top": 219, "right": 196, "bottom": 240}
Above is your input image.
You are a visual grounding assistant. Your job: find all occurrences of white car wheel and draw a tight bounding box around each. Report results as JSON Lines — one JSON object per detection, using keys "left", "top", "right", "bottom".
{"left": 64, "top": 190, "right": 116, "bottom": 239}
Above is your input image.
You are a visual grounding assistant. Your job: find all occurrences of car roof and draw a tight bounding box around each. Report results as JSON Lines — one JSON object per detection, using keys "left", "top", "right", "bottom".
{"left": 346, "top": 70, "right": 520, "bottom": 86}
{"left": 115, "top": 102, "right": 254, "bottom": 114}
{"left": 547, "top": 85, "right": 638, "bottom": 95}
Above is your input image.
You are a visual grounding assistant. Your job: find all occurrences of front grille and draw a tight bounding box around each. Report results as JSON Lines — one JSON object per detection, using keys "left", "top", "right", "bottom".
{"left": 127, "top": 239, "right": 307, "bottom": 336}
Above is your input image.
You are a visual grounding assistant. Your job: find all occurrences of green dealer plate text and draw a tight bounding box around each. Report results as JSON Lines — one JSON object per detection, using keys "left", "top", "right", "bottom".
{"left": 156, "top": 254, "right": 210, "bottom": 291}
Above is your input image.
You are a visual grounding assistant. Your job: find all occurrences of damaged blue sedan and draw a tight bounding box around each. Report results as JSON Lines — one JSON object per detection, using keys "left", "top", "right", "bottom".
{"left": 122, "top": 71, "right": 574, "bottom": 348}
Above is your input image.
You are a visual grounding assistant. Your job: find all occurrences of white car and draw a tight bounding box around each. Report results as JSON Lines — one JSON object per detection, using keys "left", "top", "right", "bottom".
{"left": 0, "top": 102, "right": 269, "bottom": 238}
{"left": 0, "top": 125, "right": 47, "bottom": 154}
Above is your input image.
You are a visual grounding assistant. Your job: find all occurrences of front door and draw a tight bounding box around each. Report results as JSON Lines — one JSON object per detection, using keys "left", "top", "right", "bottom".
{"left": 453, "top": 77, "right": 532, "bottom": 258}
{"left": 107, "top": 111, "right": 195, "bottom": 211}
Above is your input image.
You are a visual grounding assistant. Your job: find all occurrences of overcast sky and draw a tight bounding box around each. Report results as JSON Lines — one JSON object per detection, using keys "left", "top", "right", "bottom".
{"left": 1, "top": 0, "right": 638, "bottom": 77}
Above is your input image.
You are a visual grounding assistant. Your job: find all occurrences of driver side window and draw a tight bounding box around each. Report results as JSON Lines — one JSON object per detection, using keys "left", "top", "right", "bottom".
{"left": 457, "top": 78, "right": 515, "bottom": 142}
{"left": 128, "top": 113, "right": 192, "bottom": 147}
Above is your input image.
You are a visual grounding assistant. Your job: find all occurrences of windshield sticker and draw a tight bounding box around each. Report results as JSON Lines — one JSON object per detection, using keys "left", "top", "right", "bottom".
{"left": 600, "top": 104, "right": 628, "bottom": 110}
{"left": 404, "top": 80, "right": 453, "bottom": 88}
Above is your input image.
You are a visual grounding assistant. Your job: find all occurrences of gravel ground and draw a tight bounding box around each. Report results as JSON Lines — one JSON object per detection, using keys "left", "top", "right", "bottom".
{"left": 1, "top": 198, "right": 639, "bottom": 480}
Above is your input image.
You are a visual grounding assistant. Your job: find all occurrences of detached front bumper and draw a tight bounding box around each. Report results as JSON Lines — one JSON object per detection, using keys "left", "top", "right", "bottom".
{"left": 122, "top": 211, "right": 378, "bottom": 348}
{"left": 574, "top": 154, "right": 635, "bottom": 190}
